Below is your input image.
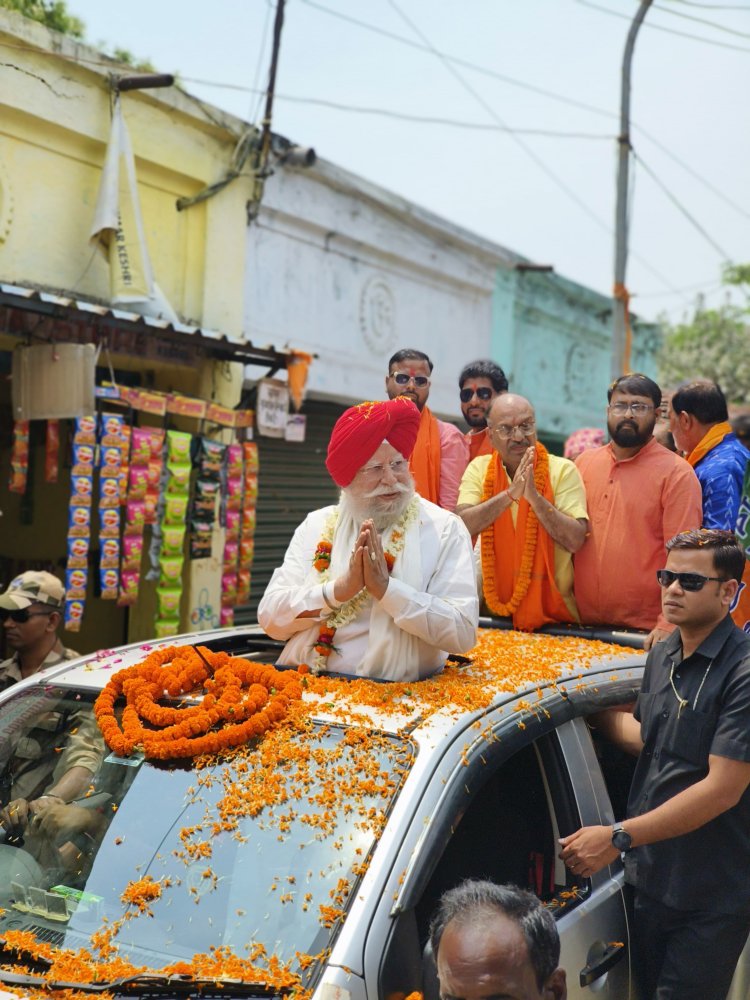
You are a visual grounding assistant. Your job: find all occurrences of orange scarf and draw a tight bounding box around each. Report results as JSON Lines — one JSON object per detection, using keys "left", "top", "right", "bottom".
{"left": 409, "top": 406, "right": 441, "bottom": 504}
{"left": 480, "top": 443, "right": 573, "bottom": 632}
{"left": 686, "top": 421, "right": 732, "bottom": 467}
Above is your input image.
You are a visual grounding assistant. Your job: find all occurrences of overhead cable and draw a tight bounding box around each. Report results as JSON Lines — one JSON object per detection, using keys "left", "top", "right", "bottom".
{"left": 654, "top": 0, "right": 750, "bottom": 36}
{"left": 575, "top": 0, "right": 750, "bottom": 51}
{"left": 634, "top": 152, "right": 733, "bottom": 259}
{"left": 380, "top": 0, "right": 683, "bottom": 296}
{"left": 298, "top": 0, "right": 618, "bottom": 120}
{"left": 294, "top": 0, "right": 750, "bottom": 222}
{"left": 176, "top": 80, "right": 613, "bottom": 137}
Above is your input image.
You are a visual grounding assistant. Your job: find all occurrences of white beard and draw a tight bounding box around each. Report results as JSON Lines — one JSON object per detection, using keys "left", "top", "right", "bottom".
{"left": 340, "top": 478, "right": 416, "bottom": 532}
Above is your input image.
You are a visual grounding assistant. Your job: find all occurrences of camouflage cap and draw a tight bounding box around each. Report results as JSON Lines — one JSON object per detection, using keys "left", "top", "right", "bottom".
{"left": 0, "top": 571, "right": 65, "bottom": 611}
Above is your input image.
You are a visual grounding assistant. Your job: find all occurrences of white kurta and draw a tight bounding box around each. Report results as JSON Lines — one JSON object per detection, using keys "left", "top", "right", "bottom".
{"left": 257, "top": 497, "right": 478, "bottom": 681}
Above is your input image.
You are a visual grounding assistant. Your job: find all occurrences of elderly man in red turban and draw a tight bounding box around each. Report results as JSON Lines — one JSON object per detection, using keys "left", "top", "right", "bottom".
{"left": 258, "top": 398, "right": 478, "bottom": 681}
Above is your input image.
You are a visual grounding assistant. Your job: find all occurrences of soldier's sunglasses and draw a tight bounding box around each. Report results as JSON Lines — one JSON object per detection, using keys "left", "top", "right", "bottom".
{"left": 0, "top": 609, "right": 55, "bottom": 624}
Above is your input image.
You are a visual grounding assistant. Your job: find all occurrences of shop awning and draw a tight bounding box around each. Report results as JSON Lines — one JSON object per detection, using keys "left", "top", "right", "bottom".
{"left": 0, "top": 282, "right": 289, "bottom": 374}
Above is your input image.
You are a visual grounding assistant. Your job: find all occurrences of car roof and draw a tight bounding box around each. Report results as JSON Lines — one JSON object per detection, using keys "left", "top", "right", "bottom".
{"left": 20, "top": 625, "right": 646, "bottom": 742}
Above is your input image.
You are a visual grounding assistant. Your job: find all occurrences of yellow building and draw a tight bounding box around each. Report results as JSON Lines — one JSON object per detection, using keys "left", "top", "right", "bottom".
{"left": 0, "top": 9, "right": 287, "bottom": 652}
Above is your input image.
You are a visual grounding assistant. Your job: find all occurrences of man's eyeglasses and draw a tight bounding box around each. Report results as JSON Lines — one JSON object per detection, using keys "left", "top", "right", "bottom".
{"left": 656, "top": 570, "right": 727, "bottom": 592}
{"left": 608, "top": 402, "right": 654, "bottom": 416}
{"left": 490, "top": 420, "right": 536, "bottom": 439}
{"left": 460, "top": 387, "right": 494, "bottom": 403}
{"left": 390, "top": 372, "right": 430, "bottom": 388}
{"left": 0, "top": 608, "right": 55, "bottom": 625}
{"left": 359, "top": 458, "right": 409, "bottom": 479}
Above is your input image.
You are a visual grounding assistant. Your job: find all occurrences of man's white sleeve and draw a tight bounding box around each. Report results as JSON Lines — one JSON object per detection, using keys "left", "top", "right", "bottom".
{"left": 378, "top": 511, "right": 478, "bottom": 653}
{"left": 257, "top": 514, "right": 326, "bottom": 640}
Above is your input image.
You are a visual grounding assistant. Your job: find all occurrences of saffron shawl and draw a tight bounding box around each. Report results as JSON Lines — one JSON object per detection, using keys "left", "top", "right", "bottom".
{"left": 480, "top": 443, "right": 572, "bottom": 632}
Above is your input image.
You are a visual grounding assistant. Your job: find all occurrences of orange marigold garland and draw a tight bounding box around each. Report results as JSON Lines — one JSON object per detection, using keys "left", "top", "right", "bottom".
{"left": 94, "top": 645, "right": 304, "bottom": 760}
{"left": 480, "top": 447, "right": 549, "bottom": 617}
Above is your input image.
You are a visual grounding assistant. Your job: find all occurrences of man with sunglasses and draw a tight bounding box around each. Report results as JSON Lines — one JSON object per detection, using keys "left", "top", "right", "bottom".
{"left": 560, "top": 529, "right": 750, "bottom": 1000}
{"left": 385, "top": 348, "right": 468, "bottom": 510}
{"left": 0, "top": 571, "right": 78, "bottom": 691}
{"left": 574, "top": 373, "right": 702, "bottom": 649}
{"left": 0, "top": 571, "right": 104, "bottom": 847}
{"left": 458, "top": 360, "right": 509, "bottom": 462}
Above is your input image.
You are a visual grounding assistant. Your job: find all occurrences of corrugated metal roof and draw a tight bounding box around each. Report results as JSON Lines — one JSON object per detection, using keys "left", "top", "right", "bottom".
{"left": 0, "top": 282, "right": 290, "bottom": 368}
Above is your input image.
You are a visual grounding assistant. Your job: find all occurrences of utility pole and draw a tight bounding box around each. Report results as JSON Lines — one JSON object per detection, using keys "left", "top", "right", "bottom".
{"left": 247, "top": 0, "right": 286, "bottom": 223}
{"left": 612, "top": 0, "right": 653, "bottom": 381}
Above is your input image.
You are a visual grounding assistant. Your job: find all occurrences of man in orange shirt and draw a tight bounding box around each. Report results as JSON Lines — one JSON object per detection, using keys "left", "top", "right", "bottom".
{"left": 458, "top": 360, "right": 508, "bottom": 462}
{"left": 385, "top": 349, "right": 468, "bottom": 510}
{"left": 574, "top": 373, "right": 702, "bottom": 648}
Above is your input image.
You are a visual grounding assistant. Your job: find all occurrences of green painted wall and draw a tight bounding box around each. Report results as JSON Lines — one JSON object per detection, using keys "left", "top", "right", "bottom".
{"left": 490, "top": 266, "right": 661, "bottom": 448}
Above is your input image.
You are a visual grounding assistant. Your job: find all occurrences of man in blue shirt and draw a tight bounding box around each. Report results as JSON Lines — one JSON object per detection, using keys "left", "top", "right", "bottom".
{"left": 669, "top": 379, "right": 750, "bottom": 530}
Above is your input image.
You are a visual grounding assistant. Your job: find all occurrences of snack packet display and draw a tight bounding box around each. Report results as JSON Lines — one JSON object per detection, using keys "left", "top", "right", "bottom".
{"left": 64, "top": 417, "right": 96, "bottom": 631}
{"left": 98, "top": 414, "right": 128, "bottom": 600}
{"left": 151, "top": 430, "right": 192, "bottom": 630}
{"left": 9, "top": 421, "right": 30, "bottom": 494}
{"left": 45, "top": 420, "right": 60, "bottom": 484}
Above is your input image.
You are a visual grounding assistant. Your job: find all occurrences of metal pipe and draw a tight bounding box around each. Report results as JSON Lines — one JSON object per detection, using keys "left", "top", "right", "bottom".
{"left": 612, "top": 0, "right": 653, "bottom": 380}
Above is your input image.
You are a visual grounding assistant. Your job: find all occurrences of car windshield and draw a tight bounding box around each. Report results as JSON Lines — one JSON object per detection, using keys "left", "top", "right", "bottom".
{"left": 0, "top": 684, "right": 412, "bottom": 986}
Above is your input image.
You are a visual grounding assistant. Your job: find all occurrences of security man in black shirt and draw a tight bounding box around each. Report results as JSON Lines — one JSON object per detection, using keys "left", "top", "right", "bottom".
{"left": 559, "top": 528, "right": 750, "bottom": 1000}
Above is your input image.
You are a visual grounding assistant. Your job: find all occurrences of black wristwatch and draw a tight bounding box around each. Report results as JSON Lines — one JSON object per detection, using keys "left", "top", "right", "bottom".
{"left": 611, "top": 824, "right": 632, "bottom": 853}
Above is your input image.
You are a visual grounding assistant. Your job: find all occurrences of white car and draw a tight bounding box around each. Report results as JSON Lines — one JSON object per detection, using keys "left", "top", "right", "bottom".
{"left": 0, "top": 624, "right": 746, "bottom": 1000}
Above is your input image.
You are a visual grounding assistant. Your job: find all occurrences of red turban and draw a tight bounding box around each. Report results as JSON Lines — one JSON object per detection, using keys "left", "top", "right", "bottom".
{"left": 326, "top": 398, "right": 421, "bottom": 487}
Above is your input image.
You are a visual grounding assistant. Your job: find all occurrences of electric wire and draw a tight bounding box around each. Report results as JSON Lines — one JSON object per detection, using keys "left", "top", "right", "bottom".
{"left": 176, "top": 80, "right": 614, "bottom": 137}
{"left": 381, "top": 0, "right": 683, "bottom": 296}
{"left": 297, "top": 0, "right": 618, "bottom": 120}
{"left": 633, "top": 152, "right": 733, "bottom": 259}
{"left": 666, "top": 0, "right": 750, "bottom": 11}
{"left": 654, "top": 0, "right": 750, "bottom": 36}
{"left": 294, "top": 0, "right": 750, "bottom": 222}
{"left": 575, "top": 0, "right": 750, "bottom": 51}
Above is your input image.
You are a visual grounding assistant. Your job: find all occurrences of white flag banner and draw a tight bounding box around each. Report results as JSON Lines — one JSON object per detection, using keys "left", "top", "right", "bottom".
{"left": 89, "top": 97, "right": 178, "bottom": 323}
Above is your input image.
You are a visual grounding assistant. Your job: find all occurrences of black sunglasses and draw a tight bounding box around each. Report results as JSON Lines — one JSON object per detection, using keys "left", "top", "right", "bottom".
{"left": 0, "top": 608, "right": 56, "bottom": 625}
{"left": 460, "top": 387, "right": 494, "bottom": 403}
{"left": 390, "top": 372, "right": 430, "bottom": 388}
{"left": 656, "top": 570, "right": 727, "bottom": 592}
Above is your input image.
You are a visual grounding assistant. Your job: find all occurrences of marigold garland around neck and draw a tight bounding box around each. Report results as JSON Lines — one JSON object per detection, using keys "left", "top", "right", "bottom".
{"left": 94, "top": 645, "right": 304, "bottom": 760}
{"left": 309, "top": 496, "right": 419, "bottom": 673}
{"left": 480, "top": 444, "right": 549, "bottom": 617}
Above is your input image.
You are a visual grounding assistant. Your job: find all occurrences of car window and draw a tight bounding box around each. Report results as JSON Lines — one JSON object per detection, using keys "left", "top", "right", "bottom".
{"left": 0, "top": 684, "right": 413, "bottom": 988}
{"left": 378, "top": 728, "right": 587, "bottom": 1000}
{"left": 589, "top": 722, "right": 638, "bottom": 822}
{"left": 413, "top": 734, "right": 584, "bottom": 941}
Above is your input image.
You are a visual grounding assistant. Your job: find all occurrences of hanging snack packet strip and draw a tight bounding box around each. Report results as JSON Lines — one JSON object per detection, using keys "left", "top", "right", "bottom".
{"left": 145, "top": 428, "right": 165, "bottom": 525}
{"left": 219, "top": 444, "right": 244, "bottom": 624}
{"left": 98, "top": 413, "right": 127, "bottom": 601}
{"left": 64, "top": 417, "right": 95, "bottom": 631}
{"left": 45, "top": 420, "right": 60, "bottom": 484}
{"left": 8, "top": 420, "right": 30, "bottom": 495}
{"left": 153, "top": 430, "right": 192, "bottom": 635}
{"left": 237, "top": 441, "right": 259, "bottom": 606}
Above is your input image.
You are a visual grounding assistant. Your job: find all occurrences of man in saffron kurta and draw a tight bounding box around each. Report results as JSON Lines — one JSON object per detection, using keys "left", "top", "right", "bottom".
{"left": 385, "top": 348, "right": 468, "bottom": 510}
{"left": 258, "top": 398, "right": 478, "bottom": 681}
{"left": 669, "top": 380, "right": 750, "bottom": 531}
{"left": 456, "top": 394, "right": 588, "bottom": 631}
{"left": 574, "top": 373, "right": 702, "bottom": 649}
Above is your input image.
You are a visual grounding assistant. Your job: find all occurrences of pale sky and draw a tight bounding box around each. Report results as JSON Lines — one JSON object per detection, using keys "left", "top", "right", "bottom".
{"left": 68, "top": 0, "right": 750, "bottom": 325}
